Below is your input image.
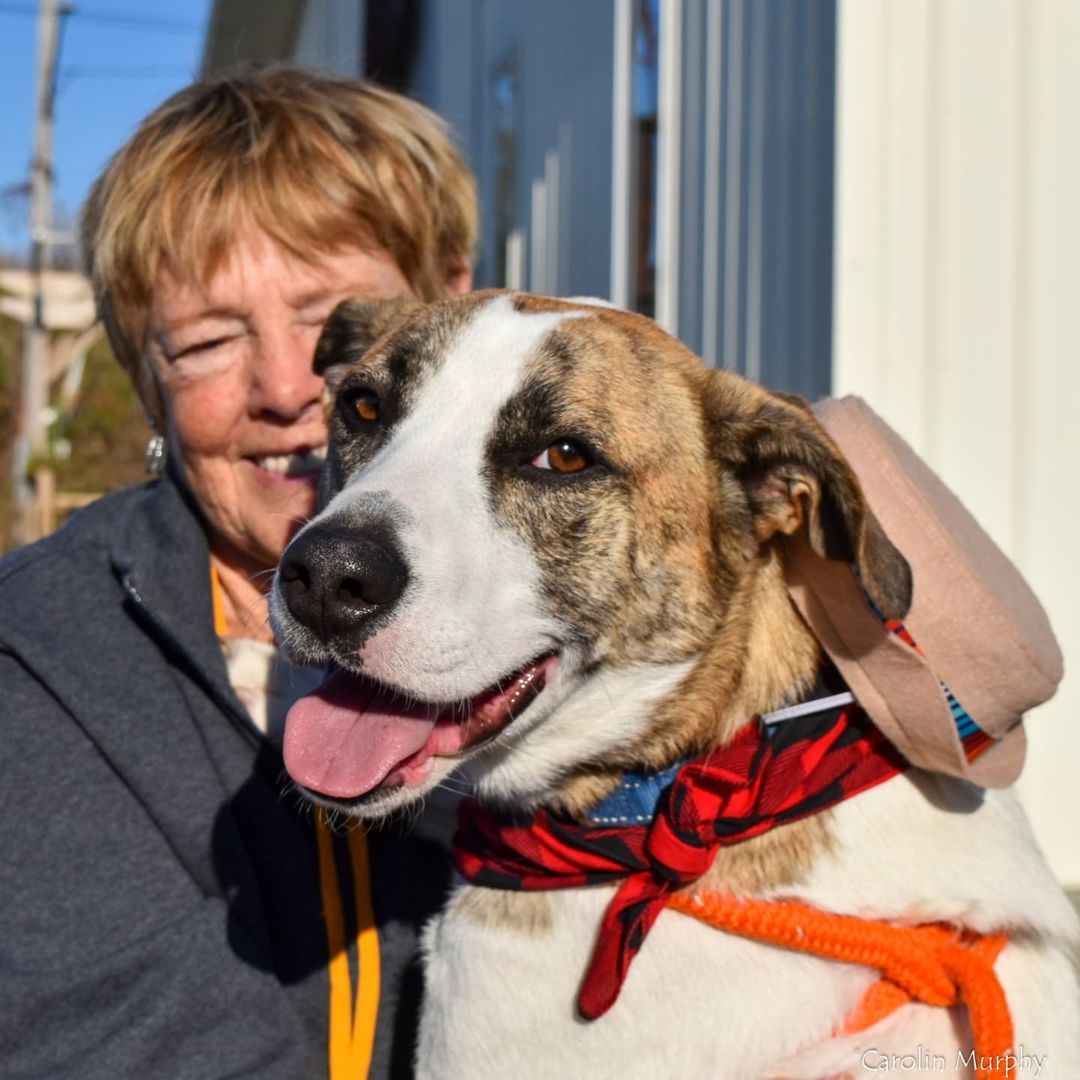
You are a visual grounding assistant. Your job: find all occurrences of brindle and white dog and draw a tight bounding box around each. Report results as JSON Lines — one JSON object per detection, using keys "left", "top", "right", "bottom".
{"left": 270, "top": 291, "right": 1079, "bottom": 1079}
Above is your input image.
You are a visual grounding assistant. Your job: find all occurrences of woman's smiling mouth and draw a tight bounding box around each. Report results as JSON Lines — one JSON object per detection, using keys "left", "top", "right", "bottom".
{"left": 251, "top": 446, "right": 327, "bottom": 478}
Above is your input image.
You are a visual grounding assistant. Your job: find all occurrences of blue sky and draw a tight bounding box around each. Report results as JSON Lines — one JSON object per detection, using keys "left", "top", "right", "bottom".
{"left": 0, "top": 1, "right": 214, "bottom": 261}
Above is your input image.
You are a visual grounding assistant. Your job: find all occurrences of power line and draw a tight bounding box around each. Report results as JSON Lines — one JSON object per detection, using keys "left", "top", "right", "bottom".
{"left": 69, "top": 9, "right": 201, "bottom": 31}
{"left": 62, "top": 65, "right": 195, "bottom": 78}
{"left": 0, "top": 3, "right": 201, "bottom": 32}
{"left": 0, "top": 1, "right": 54, "bottom": 13}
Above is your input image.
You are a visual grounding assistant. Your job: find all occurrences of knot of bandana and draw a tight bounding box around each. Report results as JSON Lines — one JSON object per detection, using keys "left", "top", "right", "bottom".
{"left": 452, "top": 704, "right": 908, "bottom": 1019}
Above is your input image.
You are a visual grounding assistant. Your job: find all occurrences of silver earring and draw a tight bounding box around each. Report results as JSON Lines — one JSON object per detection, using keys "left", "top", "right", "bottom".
{"left": 144, "top": 433, "right": 166, "bottom": 475}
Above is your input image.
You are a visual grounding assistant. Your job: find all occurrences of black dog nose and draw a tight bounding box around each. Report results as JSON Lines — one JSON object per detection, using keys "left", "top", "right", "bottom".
{"left": 279, "top": 524, "right": 408, "bottom": 641}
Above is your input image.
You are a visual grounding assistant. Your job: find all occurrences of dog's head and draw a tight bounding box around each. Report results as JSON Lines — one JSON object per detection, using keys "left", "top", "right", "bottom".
{"left": 269, "top": 291, "right": 910, "bottom": 818}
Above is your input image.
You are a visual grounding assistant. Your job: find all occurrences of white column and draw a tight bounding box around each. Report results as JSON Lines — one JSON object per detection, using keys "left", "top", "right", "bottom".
{"left": 833, "top": 0, "right": 1080, "bottom": 887}
{"left": 610, "top": 0, "right": 634, "bottom": 308}
{"left": 655, "top": 0, "right": 682, "bottom": 334}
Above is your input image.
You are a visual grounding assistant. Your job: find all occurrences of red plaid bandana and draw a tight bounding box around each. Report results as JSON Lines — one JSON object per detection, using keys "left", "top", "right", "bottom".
{"left": 453, "top": 704, "right": 908, "bottom": 1019}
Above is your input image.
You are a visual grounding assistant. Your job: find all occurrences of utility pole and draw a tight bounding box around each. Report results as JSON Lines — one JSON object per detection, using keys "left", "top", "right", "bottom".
{"left": 11, "top": 0, "right": 71, "bottom": 544}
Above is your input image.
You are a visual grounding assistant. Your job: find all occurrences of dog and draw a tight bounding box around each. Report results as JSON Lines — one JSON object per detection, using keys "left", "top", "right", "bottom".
{"left": 270, "top": 290, "right": 1079, "bottom": 1078}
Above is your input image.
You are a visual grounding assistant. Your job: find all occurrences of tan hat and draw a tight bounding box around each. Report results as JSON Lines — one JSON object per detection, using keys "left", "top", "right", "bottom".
{"left": 784, "top": 396, "right": 1063, "bottom": 787}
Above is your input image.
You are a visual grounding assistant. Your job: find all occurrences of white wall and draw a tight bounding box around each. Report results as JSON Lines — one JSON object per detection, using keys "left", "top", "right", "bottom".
{"left": 833, "top": 0, "right": 1080, "bottom": 885}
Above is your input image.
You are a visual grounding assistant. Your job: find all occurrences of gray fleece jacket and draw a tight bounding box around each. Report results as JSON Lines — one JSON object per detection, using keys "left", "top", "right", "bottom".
{"left": 0, "top": 472, "right": 449, "bottom": 1078}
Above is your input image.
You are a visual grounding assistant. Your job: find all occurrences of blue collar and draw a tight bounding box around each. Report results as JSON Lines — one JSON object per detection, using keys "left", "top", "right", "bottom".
{"left": 583, "top": 683, "right": 857, "bottom": 828}
{"left": 584, "top": 761, "right": 686, "bottom": 826}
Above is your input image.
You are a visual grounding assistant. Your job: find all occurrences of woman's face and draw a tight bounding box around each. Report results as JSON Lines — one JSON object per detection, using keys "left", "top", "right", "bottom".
{"left": 146, "top": 231, "right": 414, "bottom": 571}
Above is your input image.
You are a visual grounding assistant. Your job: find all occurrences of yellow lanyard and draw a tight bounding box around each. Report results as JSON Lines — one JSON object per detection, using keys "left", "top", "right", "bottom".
{"left": 210, "top": 562, "right": 381, "bottom": 1076}
{"left": 316, "top": 812, "right": 382, "bottom": 1079}
{"left": 210, "top": 560, "right": 228, "bottom": 638}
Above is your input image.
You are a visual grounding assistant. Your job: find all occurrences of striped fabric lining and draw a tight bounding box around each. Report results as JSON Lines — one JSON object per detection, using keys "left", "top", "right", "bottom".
{"left": 882, "top": 615, "right": 994, "bottom": 762}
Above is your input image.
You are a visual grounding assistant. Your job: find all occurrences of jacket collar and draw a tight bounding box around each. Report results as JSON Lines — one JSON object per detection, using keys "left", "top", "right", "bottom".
{"left": 0, "top": 472, "right": 263, "bottom": 899}
{"left": 108, "top": 468, "right": 250, "bottom": 731}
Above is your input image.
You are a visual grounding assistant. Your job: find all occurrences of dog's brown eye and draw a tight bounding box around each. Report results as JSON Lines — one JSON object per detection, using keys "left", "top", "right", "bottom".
{"left": 534, "top": 439, "right": 591, "bottom": 473}
{"left": 346, "top": 389, "right": 380, "bottom": 423}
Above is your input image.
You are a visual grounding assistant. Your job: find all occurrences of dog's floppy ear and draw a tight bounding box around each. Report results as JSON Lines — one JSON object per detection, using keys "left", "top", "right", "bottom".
{"left": 314, "top": 296, "right": 422, "bottom": 389}
{"left": 708, "top": 380, "right": 913, "bottom": 620}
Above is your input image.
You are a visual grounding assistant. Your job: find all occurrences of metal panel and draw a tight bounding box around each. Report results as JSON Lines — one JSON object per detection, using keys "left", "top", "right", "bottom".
{"left": 408, "top": 1, "right": 616, "bottom": 298}
{"left": 292, "top": 0, "right": 364, "bottom": 76}
{"left": 673, "top": 0, "right": 836, "bottom": 390}
{"left": 227, "top": 0, "right": 837, "bottom": 389}
{"left": 655, "top": 0, "right": 683, "bottom": 333}
{"left": 609, "top": 0, "right": 635, "bottom": 310}
{"left": 201, "top": 0, "right": 305, "bottom": 75}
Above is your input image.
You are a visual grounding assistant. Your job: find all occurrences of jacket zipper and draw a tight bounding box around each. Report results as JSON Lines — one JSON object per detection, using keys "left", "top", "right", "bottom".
{"left": 119, "top": 569, "right": 263, "bottom": 745}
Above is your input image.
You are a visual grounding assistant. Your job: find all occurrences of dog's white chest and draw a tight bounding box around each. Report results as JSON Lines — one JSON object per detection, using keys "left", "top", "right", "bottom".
{"left": 417, "top": 882, "right": 874, "bottom": 1080}
{"left": 416, "top": 777, "right": 1080, "bottom": 1079}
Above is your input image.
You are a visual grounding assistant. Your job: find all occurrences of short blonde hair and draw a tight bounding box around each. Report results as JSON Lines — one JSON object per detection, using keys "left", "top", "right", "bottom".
{"left": 82, "top": 66, "right": 478, "bottom": 422}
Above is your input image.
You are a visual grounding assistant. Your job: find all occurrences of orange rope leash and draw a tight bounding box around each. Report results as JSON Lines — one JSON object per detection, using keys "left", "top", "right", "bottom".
{"left": 667, "top": 891, "right": 1012, "bottom": 1080}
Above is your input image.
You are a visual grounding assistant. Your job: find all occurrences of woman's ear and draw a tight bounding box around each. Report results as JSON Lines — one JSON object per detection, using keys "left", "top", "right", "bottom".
{"left": 443, "top": 259, "right": 473, "bottom": 296}
{"left": 706, "top": 378, "right": 913, "bottom": 621}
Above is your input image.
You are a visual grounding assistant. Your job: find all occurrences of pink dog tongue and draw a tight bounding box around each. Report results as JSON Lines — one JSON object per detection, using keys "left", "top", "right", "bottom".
{"left": 284, "top": 668, "right": 437, "bottom": 798}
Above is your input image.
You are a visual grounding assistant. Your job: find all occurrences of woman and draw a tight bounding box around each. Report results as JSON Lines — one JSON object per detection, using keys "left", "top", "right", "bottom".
{"left": 0, "top": 68, "right": 475, "bottom": 1078}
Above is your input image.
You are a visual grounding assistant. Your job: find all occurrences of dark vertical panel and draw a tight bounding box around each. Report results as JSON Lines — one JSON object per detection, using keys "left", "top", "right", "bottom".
{"left": 677, "top": 0, "right": 706, "bottom": 356}
{"left": 809, "top": 0, "right": 837, "bottom": 399}
{"left": 754, "top": 0, "right": 835, "bottom": 396}
{"left": 690, "top": 0, "right": 835, "bottom": 393}
{"left": 363, "top": 0, "right": 423, "bottom": 91}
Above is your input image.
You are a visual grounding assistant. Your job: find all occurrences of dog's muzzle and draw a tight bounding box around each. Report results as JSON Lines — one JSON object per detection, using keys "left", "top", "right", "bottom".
{"left": 279, "top": 523, "right": 408, "bottom": 644}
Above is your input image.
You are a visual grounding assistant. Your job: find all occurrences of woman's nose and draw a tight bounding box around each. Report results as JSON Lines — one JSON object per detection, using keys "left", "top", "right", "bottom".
{"left": 248, "top": 328, "right": 325, "bottom": 421}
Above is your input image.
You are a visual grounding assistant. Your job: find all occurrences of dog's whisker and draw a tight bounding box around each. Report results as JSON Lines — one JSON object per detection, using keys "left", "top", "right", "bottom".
{"left": 594, "top": 670, "right": 624, "bottom": 726}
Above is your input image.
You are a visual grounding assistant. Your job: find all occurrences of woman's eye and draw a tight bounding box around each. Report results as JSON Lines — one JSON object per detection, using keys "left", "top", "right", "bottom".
{"left": 342, "top": 388, "right": 381, "bottom": 425}
{"left": 531, "top": 439, "right": 592, "bottom": 474}
{"left": 175, "top": 337, "right": 230, "bottom": 359}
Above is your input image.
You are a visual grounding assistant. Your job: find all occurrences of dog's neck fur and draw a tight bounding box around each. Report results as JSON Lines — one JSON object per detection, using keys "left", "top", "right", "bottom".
{"left": 462, "top": 548, "right": 835, "bottom": 899}
{"left": 541, "top": 549, "right": 822, "bottom": 823}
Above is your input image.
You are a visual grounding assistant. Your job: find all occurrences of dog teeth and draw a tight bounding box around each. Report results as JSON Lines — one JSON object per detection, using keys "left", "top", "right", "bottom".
{"left": 508, "top": 669, "right": 536, "bottom": 705}
{"left": 257, "top": 447, "right": 327, "bottom": 475}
